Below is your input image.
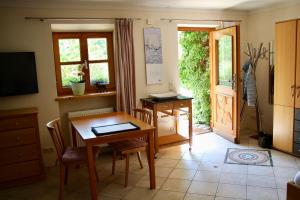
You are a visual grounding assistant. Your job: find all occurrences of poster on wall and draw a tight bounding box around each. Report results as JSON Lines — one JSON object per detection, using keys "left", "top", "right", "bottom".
{"left": 143, "top": 27, "right": 163, "bottom": 85}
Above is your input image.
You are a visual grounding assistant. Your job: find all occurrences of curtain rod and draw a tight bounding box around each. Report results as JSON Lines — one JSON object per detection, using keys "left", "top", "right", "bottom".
{"left": 24, "top": 17, "right": 142, "bottom": 21}
{"left": 160, "top": 18, "right": 242, "bottom": 23}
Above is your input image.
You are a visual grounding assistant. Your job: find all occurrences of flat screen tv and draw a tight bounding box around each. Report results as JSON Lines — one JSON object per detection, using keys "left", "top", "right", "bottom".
{"left": 0, "top": 52, "right": 39, "bottom": 97}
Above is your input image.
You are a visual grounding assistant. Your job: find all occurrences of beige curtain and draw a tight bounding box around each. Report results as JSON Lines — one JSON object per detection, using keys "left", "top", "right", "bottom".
{"left": 114, "top": 19, "right": 136, "bottom": 114}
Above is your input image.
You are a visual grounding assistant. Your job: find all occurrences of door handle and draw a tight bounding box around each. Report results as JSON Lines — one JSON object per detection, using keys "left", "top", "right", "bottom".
{"left": 297, "top": 86, "right": 300, "bottom": 98}
{"left": 291, "top": 85, "right": 295, "bottom": 97}
{"left": 232, "top": 74, "right": 237, "bottom": 92}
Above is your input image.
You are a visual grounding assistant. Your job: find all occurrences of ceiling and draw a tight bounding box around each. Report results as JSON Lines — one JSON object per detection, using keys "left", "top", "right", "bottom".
{"left": 0, "top": 0, "right": 298, "bottom": 11}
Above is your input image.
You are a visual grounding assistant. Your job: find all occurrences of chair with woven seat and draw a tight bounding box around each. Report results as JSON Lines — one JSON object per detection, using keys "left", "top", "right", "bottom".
{"left": 109, "top": 108, "right": 152, "bottom": 187}
{"left": 47, "top": 118, "right": 100, "bottom": 200}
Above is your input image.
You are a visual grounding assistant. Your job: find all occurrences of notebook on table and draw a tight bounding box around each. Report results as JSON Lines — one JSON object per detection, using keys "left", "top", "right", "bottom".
{"left": 91, "top": 122, "right": 140, "bottom": 136}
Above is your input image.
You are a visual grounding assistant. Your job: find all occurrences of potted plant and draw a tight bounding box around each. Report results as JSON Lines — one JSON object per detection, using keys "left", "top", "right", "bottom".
{"left": 71, "top": 64, "right": 85, "bottom": 95}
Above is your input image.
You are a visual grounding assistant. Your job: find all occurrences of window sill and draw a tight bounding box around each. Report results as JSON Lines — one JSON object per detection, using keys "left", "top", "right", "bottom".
{"left": 55, "top": 91, "right": 116, "bottom": 101}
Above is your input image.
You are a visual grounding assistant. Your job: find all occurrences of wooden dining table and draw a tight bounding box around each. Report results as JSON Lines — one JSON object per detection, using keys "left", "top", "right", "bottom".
{"left": 69, "top": 112, "right": 156, "bottom": 200}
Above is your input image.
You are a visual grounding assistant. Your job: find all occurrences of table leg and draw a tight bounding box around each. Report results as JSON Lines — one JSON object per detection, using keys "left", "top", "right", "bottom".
{"left": 153, "top": 106, "right": 159, "bottom": 157}
{"left": 86, "top": 144, "right": 97, "bottom": 200}
{"left": 188, "top": 103, "right": 193, "bottom": 151}
{"left": 147, "top": 130, "right": 156, "bottom": 189}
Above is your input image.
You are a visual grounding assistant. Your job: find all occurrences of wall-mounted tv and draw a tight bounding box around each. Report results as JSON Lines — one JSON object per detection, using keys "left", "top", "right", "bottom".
{"left": 0, "top": 52, "right": 39, "bottom": 97}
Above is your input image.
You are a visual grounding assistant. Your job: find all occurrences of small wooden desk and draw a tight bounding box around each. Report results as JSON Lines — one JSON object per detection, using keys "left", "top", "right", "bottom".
{"left": 70, "top": 112, "right": 156, "bottom": 200}
{"left": 141, "top": 96, "right": 193, "bottom": 155}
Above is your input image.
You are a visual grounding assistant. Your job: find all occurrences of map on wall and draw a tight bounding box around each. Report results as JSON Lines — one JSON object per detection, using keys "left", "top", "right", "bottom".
{"left": 144, "top": 27, "right": 163, "bottom": 85}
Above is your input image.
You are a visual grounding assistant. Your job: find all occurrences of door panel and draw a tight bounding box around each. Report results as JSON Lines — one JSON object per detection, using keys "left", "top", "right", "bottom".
{"left": 296, "top": 20, "right": 300, "bottom": 108}
{"left": 211, "top": 26, "right": 240, "bottom": 143}
{"left": 273, "top": 105, "right": 294, "bottom": 153}
{"left": 274, "top": 21, "right": 297, "bottom": 107}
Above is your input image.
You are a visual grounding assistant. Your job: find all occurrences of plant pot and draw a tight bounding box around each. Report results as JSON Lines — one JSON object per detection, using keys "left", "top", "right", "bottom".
{"left": 71, "top": 82, "right": 85, "bottom": 95}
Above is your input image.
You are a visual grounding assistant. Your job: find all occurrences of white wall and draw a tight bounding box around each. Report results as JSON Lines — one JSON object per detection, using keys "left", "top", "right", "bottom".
{"left": 247, "top": 2, "right": 300, "bottom": 134}
{"left": 0, "top": 7, "right": 247, "bottom": 166}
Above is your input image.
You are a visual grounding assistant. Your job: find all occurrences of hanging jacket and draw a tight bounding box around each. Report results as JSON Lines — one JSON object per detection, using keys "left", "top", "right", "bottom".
{"left": 246, "top": 64, "right": 257, "bottom": 106}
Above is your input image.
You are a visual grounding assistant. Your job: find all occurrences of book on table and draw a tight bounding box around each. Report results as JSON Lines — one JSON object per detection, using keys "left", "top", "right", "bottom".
{"left": 91, "top": 122, "right": 140, "bottom": 136}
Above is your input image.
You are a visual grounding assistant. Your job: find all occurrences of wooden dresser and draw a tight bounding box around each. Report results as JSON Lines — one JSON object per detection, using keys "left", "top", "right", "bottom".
{"left": 0, "top": 108, "right": 44, "bottom": 187}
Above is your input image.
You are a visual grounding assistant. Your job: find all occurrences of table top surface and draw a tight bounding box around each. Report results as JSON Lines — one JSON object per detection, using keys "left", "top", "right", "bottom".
{"left": 70, "top": 112, "right": 155, "bottom": 141}
{"left": 140, "top": 95, "right": 193, "bottom": 104}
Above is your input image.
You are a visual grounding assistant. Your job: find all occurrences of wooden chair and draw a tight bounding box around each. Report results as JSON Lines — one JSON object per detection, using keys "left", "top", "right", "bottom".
{"left": 47, "top": 118, "right": 100, "bottom": 200}
{"left": 109, "top": 108, "right": 152, "bottom": 187}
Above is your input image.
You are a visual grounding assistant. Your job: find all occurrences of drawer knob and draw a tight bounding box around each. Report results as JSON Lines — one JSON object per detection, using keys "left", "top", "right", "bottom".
{"left": 16, "top": 136, "right": 21, "bottom": 141}
{"left": 15, "top": 122, "right": 19, "bottom": 126}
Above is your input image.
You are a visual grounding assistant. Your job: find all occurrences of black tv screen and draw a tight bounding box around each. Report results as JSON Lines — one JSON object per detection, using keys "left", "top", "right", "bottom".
{"left": 0, "top": 52, "right": 39, "bottom": 97}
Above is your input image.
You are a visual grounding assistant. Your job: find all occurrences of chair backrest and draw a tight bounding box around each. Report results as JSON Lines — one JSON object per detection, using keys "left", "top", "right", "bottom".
{"left": 132, "top": 108, "right": 152, "bottom": 125}
{"left": 46, "top": 118, "right": 66, "bottom": 161}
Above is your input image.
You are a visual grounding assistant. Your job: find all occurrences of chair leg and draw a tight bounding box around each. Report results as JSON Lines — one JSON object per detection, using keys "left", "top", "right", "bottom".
{"left": 112, "top": 150, "right": 116, "bottom": 175}
{"left": 125, "top": 154, "right": 130, "bottom": 187}
{"left": 137, "top": 152, "right": 143, "bottom": 169}
{"left": 59, "top": 164, "right": 66, "bottom": 200}
{"left": 64, "top": 166, "right": 69, "bottom": 185}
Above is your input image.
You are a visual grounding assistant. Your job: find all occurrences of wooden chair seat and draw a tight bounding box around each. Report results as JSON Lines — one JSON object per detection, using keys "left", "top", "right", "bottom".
{"left": 62, "top": 146, "right": 100, "bottom": 164}
{"left": 109, "top": 138, "right": 147, "bottom": 153}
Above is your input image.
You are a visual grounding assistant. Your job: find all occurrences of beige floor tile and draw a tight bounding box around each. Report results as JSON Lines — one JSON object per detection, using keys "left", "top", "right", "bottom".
{"left": 156, "top": 158, "right": 179, "bottom": 168}
{"left": 184, "top": 193, "right": 214, "bottom": 200}
{"left": 222, "top": 164, "right": 248, "bottom": 174}
{"left": 153, "top": 190, "right": 185, "bottom": 200}
{"left": 188, "top": 181, "right": 218, "bottom": 195}
{"left": 182, "top": 151, "right": 203, "bottom": 161}
{"left": 151, "top": 167, "right": 174, "bottom": 177}
{"left": 193, "top": 170, "right": 220, "bottom": 182}
{"left": 273, "top": 157, "right": 298, "bottom": 168}
{"left": 198, "top": 162, "right": 223, "bottom": 172}
{"left": 273, "top": 167, "right": 299, "bottom": 178}
{"left": 100, "top": 183, "right": 132, "bottom": 198}
{"left": 216, "top": 183, "right": 246, "bottom": 199}
{"left": 247, "top": 174, "right": 277, "bottom": 188}
{"left": 275, "top": 176, "right": 292, "bottom": 189}
{"left": 123, "top": 187, "right": 156, "bottom": 200}
{"left": 202, "top": 153, "right": 225, "bottom": 164}
{"left": 169, "top": 169, "right": 196, "bottom": 180}
{"left": 160, "top": 150, "right": 184, "bottom": 159}
{"left": 220, "top": 173, "right": 247, "bottom": 185}
{"left": 176, "top": 160, "right": 199, "bottom": 170}
{"left": 135, "top": 175, "right": 166, "bottom": 189}
{"left": 161, "top": 178, "right": 191, "bottom": 192}
{"left": 277, "top": 189, "right": 287, "bottom": 200}
{"left": 247, "top": 165, "right": 274, "bottom": 176}
{"left": 247, "top": 186, "right": 278, "bottom": 200}
{"left": 214, "top": 197, "right": 244, "bottom": 200}
{"left": 98, "top": 195, "right": 121, "bottom": 200}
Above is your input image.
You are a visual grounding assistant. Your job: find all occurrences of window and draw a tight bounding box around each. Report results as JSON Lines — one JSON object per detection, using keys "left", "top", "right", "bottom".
{"left": 52, "top": 32, "right": 115, "bottom": 95}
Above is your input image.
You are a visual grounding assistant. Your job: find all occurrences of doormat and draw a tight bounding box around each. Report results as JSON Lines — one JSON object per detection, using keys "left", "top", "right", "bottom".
{"left": 224, "top": 148, "right": 273, "bottom": 166}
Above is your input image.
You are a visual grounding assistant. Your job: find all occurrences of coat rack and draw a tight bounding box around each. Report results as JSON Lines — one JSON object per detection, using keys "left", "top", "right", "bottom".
{"left": 241, "top": 42, "right": 268, "bottom": 135}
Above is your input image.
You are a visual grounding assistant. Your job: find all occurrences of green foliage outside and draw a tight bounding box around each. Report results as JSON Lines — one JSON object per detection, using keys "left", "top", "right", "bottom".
{"left": 58, "top": 38, "right": 109, "bottom": 87}
{"left": 218, "top": 35, "right": 233, "bottom": 87}
{"left": 179, "top": 31, "right": 211, "bottom": 124}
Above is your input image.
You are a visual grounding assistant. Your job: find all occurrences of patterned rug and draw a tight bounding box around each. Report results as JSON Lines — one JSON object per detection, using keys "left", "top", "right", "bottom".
{"left": 225, "top": 148, "right": 273, "bottom": 166}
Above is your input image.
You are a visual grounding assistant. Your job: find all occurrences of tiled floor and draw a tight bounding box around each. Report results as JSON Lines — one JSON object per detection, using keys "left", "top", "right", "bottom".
{"left": 1, "top": 132, "right": 299, "bottom": 200}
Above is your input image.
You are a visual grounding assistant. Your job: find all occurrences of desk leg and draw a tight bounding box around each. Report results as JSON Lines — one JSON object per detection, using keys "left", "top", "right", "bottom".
{"left": 188, "top": 103, "right": 193, "bottom": 151}
{"left": 148, "top": 130, "right": 156, "bottom": 189}
{"left": 86, "top": 144, "right": 97, "bottom": 200}
{"left": 153, "top": 106, "right": 159, "bottom": 158}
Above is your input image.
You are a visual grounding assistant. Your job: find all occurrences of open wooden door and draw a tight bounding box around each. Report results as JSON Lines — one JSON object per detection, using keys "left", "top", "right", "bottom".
{"left": 210, "top": 26, "right": 241, "bottom": 143}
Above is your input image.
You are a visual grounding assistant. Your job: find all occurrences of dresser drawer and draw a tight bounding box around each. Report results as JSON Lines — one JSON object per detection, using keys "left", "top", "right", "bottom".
{"left": 0, "top": 128, "right": 36, "bottom": 148}
{"left": 157, "top": 103, "right": 173, "bottom": 111}
{"left": 293, "top": 143, "right": 300, "bottom": 156}
{"left": 295, "top": 109, "right": 300, "bottom": 120}
{"left": 294, "top": 132, "right": 300, "bottom": 144}
{"left": 0, "top": 116, "right": 35, "bottom": 131}
{"left": 295, "top": 120, "right": 300, "bottom": 132}
{"left": 173, "top": 100, "right": 191, "bottom": 109}
{"left": 0, "top": 160, "right": 41, "bottom": 182}
{"left": 0, "top": 144, "right": 39, "bottom": 166}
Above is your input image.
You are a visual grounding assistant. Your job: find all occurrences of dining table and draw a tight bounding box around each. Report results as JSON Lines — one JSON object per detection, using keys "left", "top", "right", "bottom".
{"left": 70, "top": 112, "right": 156, "bottom": 200}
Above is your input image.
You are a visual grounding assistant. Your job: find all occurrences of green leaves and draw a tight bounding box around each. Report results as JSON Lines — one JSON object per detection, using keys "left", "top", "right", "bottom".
{"left": 179, "top": 31, "right": 211, "bottom": 124}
